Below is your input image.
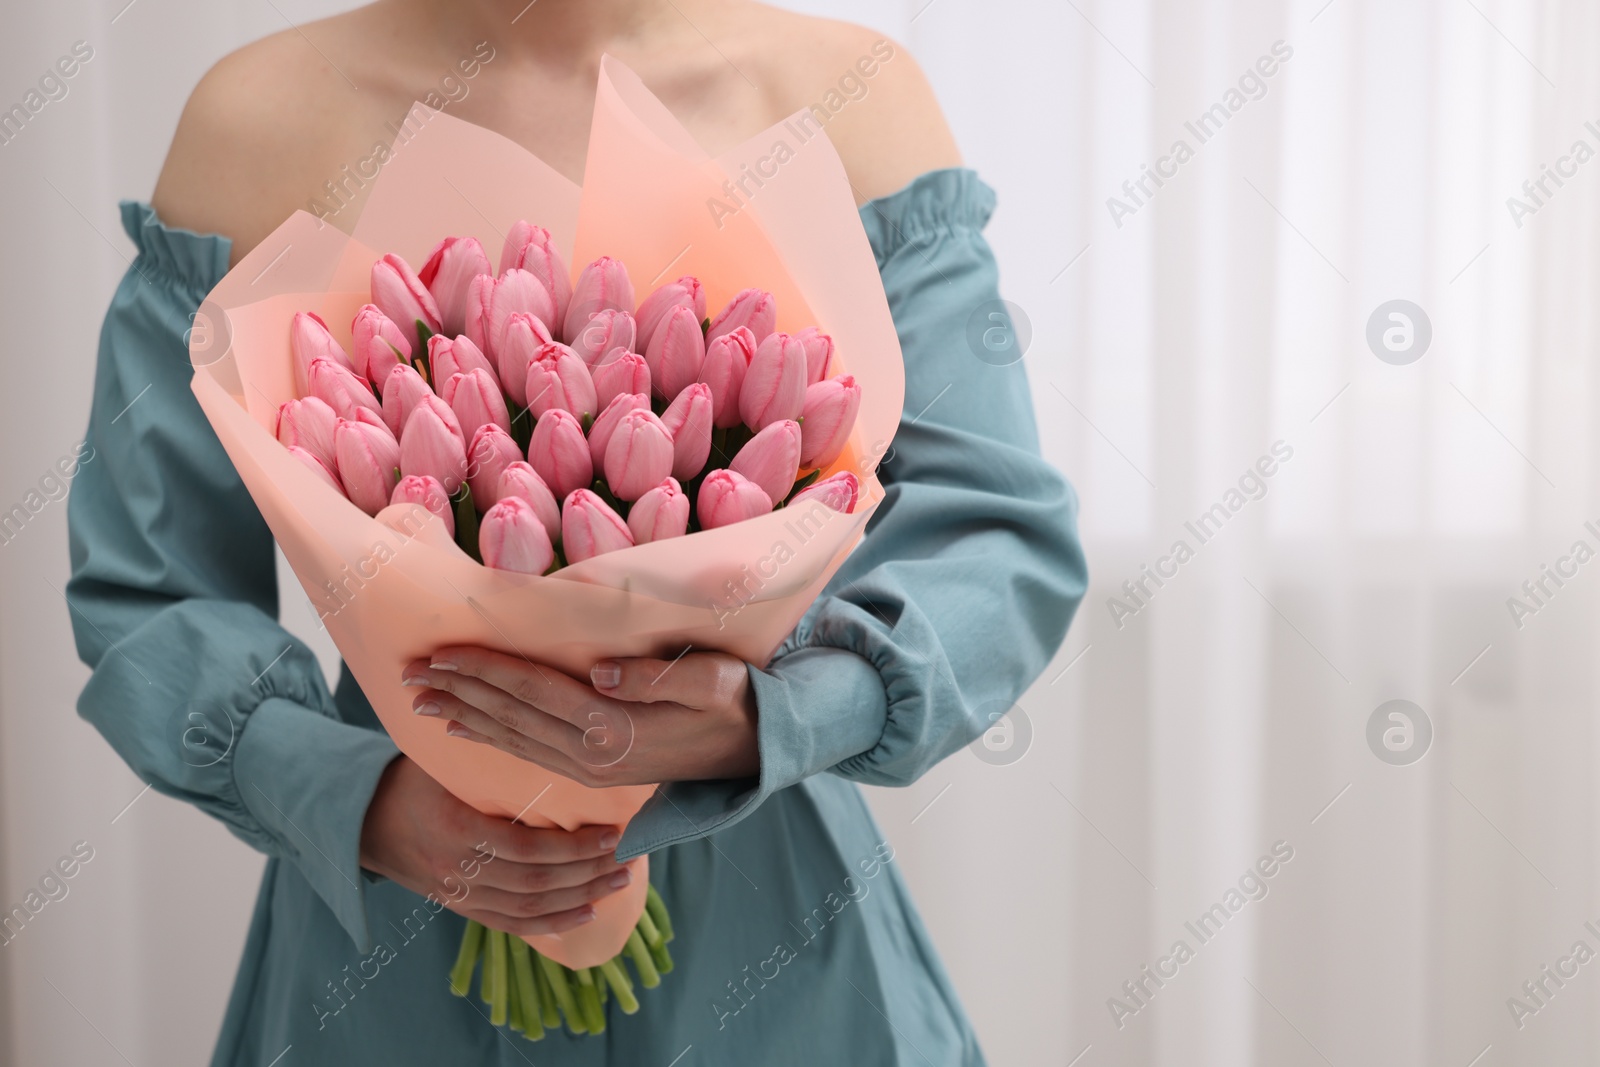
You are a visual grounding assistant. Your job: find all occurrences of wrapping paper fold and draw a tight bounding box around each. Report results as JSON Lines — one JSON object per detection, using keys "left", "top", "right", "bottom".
{"left": 189, "top": 56, "right": 903, "bottom": 968}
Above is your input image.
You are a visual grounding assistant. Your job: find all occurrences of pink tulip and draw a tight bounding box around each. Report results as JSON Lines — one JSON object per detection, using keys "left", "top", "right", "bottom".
{"left": 564, "top": 256, "right": 635, "bottom": 342}
{"left": 291, "top": 311, "right": 360, "bottom": 393}
{"left": 428, "top": 333, "right": 495, "bottom": 388}
{"left": 707, "top": 288, "right": 776, "bottom": 345}
{"left": 500, "top": 221, "right": 572, "bottom": 330}
{"left": 480, "top": 496, "right": 556, "bottom": 575}
{"left": 603, "top": 409, "right": 674, "bottom": 502}
{"left": 698, "top": 326, "right": 755, "bottom": 429}
{"left": 418, "top": 236, "right": 492, "bottom": 336}
{"left": 442, "top": 367, "right": 512, "bottom": 442}
{"left": 730, "top": 419, "right": 802, "bottom": 503}
{"left": 308, "top": 357, "right": 383, "bottom": 422}
{"left": 496, "top": 461, "right": 561, "bottom": 544}
{"left": 407, "top": 393, "right": 464, "bottom": 438}
{"left": 635, "top": 276, "right": 706, "bottom": 352}
{"left": 334, "top": 417, "right": 402, "bottom": 516}
{"left": 787, "top": 470, "right": 859, "bottom": 514}
{"left": 660, "top": 382, "right": 713, "bottom": 480}
{"left": 399, "top": 402, "right": 468, "bottom": 494}
{"left": 496, "top": 312, "right": 554, "bottom": 408}
{"left": 288, "top": 445, "right": 343, "bottom": 493}
{"left": 561, "top": 489, "right": 634, "bottom": 563}
{"left": 380, "top": 363, "right": 433, "bottom": 438}
{"left": 592, "top": 350, "right": 651, "bottom": 411}
{"left": 570, "top": 309, "right": 636, "bottom": 366}
{"left": 645, "top": 304, "right": 706, "bottom": 401}
{"left": 799, "top": 374, "right": 861, "bottom": 469}
{"left": 390, "top": 474, "right": 454, "bottom": 536}
{"left": 697, "top": 469, "right": 773, "bottom": 530}
{"left": 351, "top": 305, "right": 411, "bottom": 390}
{"left": 628, "top": 478, "right": 689, "bottom": 544}
{"left": 276, "top": 396, "right": 339, "bottom": 470}
{"left": 587, "top": 393, "right": 650, "bottom": 468}
{"left": 465, "top": 423, "right": 521, "bottom": 505}
{"left": 468, "top": 270, "right": 555, "bottom": 359}
{"left": 371, "top": 253, "right": 441, "bottom": 338}
{"left": 740, "top": 332, "right": 807, "bottom": 430}
{"left": 795, "top": 326, "right": 835, "bottom": 385}
{"left": 525, "top": 343, "right": 598, "bottom": 421}
{"left": 527, "top": 408, "right": 592, "bottom": 499}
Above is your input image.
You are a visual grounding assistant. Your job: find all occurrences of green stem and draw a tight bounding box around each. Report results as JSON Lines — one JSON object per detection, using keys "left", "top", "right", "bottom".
{"left": 636, "top": 909, "right": 663, "bottom": 948}
{"left": 531, "top": 950, "right": 561, "bottom": 1029}
{"left": 599, "top": 959, "right": 640, "bottom": 1014}
{"left": 536, "top": 953, "right": 586, "bottom": 1034}
{"left": 508, "top": 938, "right": 543, "bottom": 1041}
{"left": 648, "top": 938, "right": 675, "bottom": 976}
{"left": 575, "top": 968, "right": 606, "bottom": 1034}
{"left": 507, "top": 951, "right": 525, "bottom": 1033}
{"left": 488, "top": 928, "right": 509, "bottom": 1027}
{"left": 595, "top": 963, "right": 609, "bottom": 1005}
{"left": 646, "top": 884, "right": 675, "bottom": 942}
{"left": 448, "top": 921, "right": 485, "bottom": 997}
{"left": 625, "top": 929, "right": 661, "bottom": 989}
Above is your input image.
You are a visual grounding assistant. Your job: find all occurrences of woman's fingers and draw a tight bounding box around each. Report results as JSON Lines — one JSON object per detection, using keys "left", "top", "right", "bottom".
{"left": 425, "top": 692, "right": 588, "bottom": 773}
{"left": 472, "top": 820, "right": 620, "bottom": 867}
{"left": 462, "top": 863, "right": 634, "bottom": 916}
{"left": 459, "top": 903, "right": 602, "bottom": 939}
{"left": 590, "top": 650, "right": 745, "bottom": 709}
{"left": 406, "top": 649, "right": 594, "bottom": 727}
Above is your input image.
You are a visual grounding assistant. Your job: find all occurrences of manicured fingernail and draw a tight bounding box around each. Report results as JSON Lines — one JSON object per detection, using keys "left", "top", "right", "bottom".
{"left": 415, "top": 702, "right": 441, "bottom": 716}
{"left": 599, "top": 830, "right": 620, "bottom": 849}
{"left": 401, "top": 675, "right": 429, "bottom": 687}
{"left": 445, "top": 721, "right": 470, "bottom": 736}
{"left": 578, "top": 907, "right": 596, "bottom": 924}
{"left": 608, "top": 869, "right": 632, "bottom": 889}
{"left": 430, "top": 660, "right": 459, "bottom": 671}
{"left": 591, "top": 663, "right": 621, "bottom": 688}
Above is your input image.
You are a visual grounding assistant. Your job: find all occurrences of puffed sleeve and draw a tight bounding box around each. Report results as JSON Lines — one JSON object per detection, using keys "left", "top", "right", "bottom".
{"left": 66, "top": 202, "right": 400, "bottom": 949}
{"left": 619, "top": 170, "right": 1086, "bottom": 857}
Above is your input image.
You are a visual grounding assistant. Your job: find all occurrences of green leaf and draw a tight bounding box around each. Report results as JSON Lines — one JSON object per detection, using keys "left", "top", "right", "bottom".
{"left": 453, "top": 483, "right": 483, "bottom": 562}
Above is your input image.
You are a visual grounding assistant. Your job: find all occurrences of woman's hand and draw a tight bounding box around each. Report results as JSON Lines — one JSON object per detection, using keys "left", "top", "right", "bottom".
{"left": 359, "top": 755, "right": 636, "bottom": 936}
{"left": 399, "top": 649, "right": 760, "bottom": 788}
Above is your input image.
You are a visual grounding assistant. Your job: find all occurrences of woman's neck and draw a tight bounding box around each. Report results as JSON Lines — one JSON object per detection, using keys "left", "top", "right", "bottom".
{"left": 413, "top": 0, "right": 681, "bottom": 67}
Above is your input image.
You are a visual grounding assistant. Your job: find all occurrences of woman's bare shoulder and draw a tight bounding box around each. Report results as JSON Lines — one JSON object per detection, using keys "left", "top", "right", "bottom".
{"left": 731, "top": 6, "right": 963, "bottom": 202}
{"left": 150, "top": 15, "right": 379, "bottom": 261}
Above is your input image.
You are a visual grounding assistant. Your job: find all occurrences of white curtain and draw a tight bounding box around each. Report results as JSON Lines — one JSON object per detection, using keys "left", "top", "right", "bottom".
{"left": 2, "top": 1, "right": 1595, "bottom": 1064}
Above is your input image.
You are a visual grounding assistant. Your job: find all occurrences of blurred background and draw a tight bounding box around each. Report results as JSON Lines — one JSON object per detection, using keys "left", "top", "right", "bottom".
{"left": 3, "top": 0, "right": 1597, "bottom": 1064}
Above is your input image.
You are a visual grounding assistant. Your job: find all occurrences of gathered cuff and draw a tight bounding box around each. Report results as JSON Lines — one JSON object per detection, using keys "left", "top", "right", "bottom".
{"left": 119, "top": 200, "right": 232, "bottom": 293}
{"left": 858, "top": 168, "right": 997, "bottom": 265}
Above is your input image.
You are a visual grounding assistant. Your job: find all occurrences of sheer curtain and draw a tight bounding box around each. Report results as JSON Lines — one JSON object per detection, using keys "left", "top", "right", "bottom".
{"left": 2, "top": 1, "right": 1595, "bottom": 1064}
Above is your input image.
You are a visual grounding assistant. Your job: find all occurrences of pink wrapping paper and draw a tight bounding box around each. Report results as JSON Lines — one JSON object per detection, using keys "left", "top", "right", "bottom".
{"left": 189, "top": 57, "right": 903, "bottom": 968}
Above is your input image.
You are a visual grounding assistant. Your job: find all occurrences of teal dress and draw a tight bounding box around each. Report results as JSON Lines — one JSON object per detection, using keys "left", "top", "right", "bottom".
{"left": 67, "top": 169, "right": 1086, "bottom": 1066}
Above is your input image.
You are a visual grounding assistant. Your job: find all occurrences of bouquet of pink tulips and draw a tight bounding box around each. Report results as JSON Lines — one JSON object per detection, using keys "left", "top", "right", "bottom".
{"left": 274, "top": 225, "right": 862, "bottom": 1037}
{"left": 280, "top": 231, "right": 861, "bottom": 584}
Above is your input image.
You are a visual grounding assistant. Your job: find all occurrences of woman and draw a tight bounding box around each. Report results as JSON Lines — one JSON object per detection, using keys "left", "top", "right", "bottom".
{"left": 66, "top": 1, "right": 1085, "bottom": 1063}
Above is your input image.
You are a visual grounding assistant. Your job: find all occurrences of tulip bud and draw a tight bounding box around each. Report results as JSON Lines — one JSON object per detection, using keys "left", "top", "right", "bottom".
{"left": 480, "top": 496, "right": 556, "bottom": 575}
{"left": 561, "top": 489, "right": 634, "bottom": 563}
{"left": 399, "top": 402, "right": 469, "bottom": 493}
{"left": 707, "top": 288, "right": 776, "bottom": 345}
{"left": 787, "top": 470, "right": 859, "bottom": 514}
{"left": 794, "top": 326, "right": 835, "bottom": 385}
{"left": 380, "top": 363, "right": 433, "bottom": 438}
{"left": 740, "top": 332, "right": 807, "bottom": 430}
{"left": 570, "top": 309, "right": 636, "bottom": 366}
{"left": 309, "top": 357, "right": 383, "bottom": 422}
{"left": 391, "top": 474, "right": 454, "bottom": 536}
{"left": 798, "top": 374, "right": 861, "bottom": 469}
{"left": 660, "top": 382, "right": 713, "bottom": 481}
{"left": 291, "top": 311, "right": 361, "bottom": 394}
{"left": 407, "top": 393, "right": 464, "bottom": 439}
{"left": 698, "top": 326, "right": 755, "bottom": 429}
{"left": 564, "top": 256, "right": 635, "bottom": 342}
{"left": 428, "top": 333, "right": 496, "bottom": 390}
{"left": 496, "top": 461, "right": 561, "bottom": 544}
{"left": 496, "top": 312, "right": 554, "bottom": 408}
{"left": 469, "top": 270, "right": 555, "bottom": 359}
{"left": 500, "top": 221, "right": 572, "bottom": 330}
{"left": 645, "top": 304, "right": 706, "bottom": 401}
{"left": 525, "top": 343, "right": 599, "bottom": 422}
{"left": 635, "top": 276, "right": 707, "bottom": 352}
{"left": 276, "top": 396, "right": 339, "bottom": 470}
{"left": 334, "top": 417, "right": 402, "bottom": 516}
{"left": 465, "top": 423, "right": 522, "bottom": 505}
{"left": 587, "top": 393, "right": 650, "bottom": 468}
{"left": 527, "top": 408, "right": 592, "bottom": 499}
{"left": 371, "top": 253, "right": 441, "bottom": 341}
{"left": 628, "top": 477, "right": 689, "bottom": 544}
{"left": 442, "top": 367, "right": 512, "bottom": 442}
{"left": 730, "top": 419, "right": 802, "bottom": 503}
{"left": 288, "top": 445, "right": 343, "bottom": 493}
{"left": 592, "top": 350, "right": 651, "bottom": 412}
{"left": 604, "top": 409, "right": 674, "bottom": 502}
{"left": 696, "top": 469, "right": 773, "bottom": 530}
{"left": 418, "top": 235, "right": 492, "bottom": 336}
{"left": 351, "top": 305, "right": 411, "bottom": 391}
